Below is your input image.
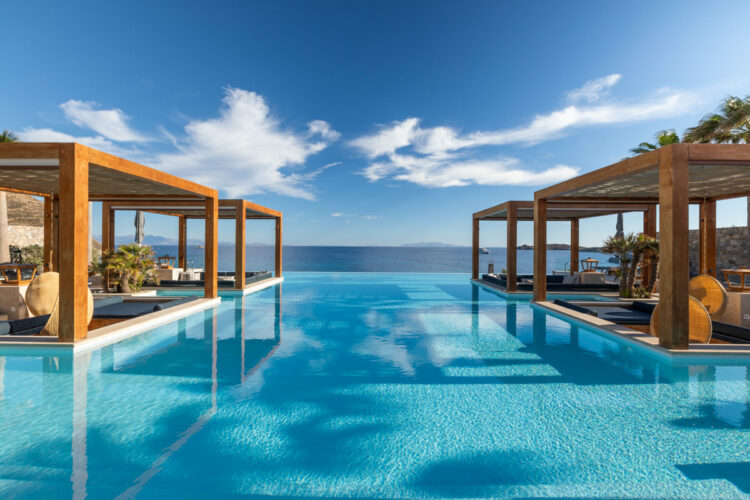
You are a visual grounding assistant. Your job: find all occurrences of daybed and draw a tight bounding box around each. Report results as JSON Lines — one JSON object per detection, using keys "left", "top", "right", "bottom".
{"left": 482, "top": 273, "right": 619, "bottom": 292}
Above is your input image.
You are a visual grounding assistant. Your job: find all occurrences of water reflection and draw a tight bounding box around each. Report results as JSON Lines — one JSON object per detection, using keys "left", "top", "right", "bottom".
{"left": 469, "top": 283, "right": 750, "bottom": 426}
{"left": 0, "top": 286, "right": 283, "bottom": 499}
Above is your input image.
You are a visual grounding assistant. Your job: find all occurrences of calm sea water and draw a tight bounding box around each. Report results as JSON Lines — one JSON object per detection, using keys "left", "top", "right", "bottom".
{"left": 152, "top": 245, "right": 612, "bottom": 274}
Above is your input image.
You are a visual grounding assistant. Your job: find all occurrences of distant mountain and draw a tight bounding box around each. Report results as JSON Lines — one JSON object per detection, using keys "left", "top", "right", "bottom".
{"left": 400, "top": 242, "right": 464, "bottom": 248}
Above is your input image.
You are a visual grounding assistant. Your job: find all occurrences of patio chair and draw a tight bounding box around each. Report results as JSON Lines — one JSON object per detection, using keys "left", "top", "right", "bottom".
{"left": 688, "top": 274, "right": 728, "bottom": 318}
{"left": 24, "top": 272, "right": 94, "bottom": 336}
{"left": 649, "top": 296, "right": 712, "bottom": 344}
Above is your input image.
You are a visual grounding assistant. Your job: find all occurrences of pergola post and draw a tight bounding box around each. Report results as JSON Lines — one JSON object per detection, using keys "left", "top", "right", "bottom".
{"left": 101, "top": 202, "right": 112, "bottom": 291}
{"left": 471, "top": 217, "right": 479, "bottom": 280}
{"left": 52, "top": 197, "right": 60, "bottom": 272}
{"left": 275, "top": 217, "right": 283, "bottom": 277}
{"left": 506, "top": 203, "right": 517, "bottom": 291}
{"left": 204, "top": 196, "right": 218, "bottom": 298}
{"left": 642, "top": 205, "right": 657, "bottom": 286}
{"left": 533, "top": 198, "right": 547, "bottom": 301}
{"left": 101, "top": 203, "right": 112, "bottom": 256}
{"left": 178, "top": 215, "right": 187, "bottom": 269}
{"left": 570, "top": 218, "right": 579, "bottom": 275}
{"left": 235, "top": 200, "right": 246, "bottom": 290}
{"left": 43, "top": 197, "right": 53, "bottom": 271}
{"left": 58, "top": 144, "right": 90, "bottom": 342}
{"left": 699, "top": 199, "right": 717, "bottom": 276}
{"left": 658, "top": 145, "right": 690, "bottom": 349}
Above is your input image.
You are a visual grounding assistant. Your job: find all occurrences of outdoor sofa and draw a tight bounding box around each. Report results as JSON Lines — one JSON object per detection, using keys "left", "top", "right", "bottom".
{"left": 0, "top": 295, "right": 199, "bottom": 336}
{"left": 482, "top": 273, "right": 620, "bottom": 292}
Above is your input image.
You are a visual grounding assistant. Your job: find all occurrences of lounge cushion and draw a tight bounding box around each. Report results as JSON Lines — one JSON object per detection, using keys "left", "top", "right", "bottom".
{"left": 9, "top": 314, "right": 50, "bottom": 334}
{"left": 553, "top": 299, "right": 598, "bottom": 317}
{"left": 631, "top": 301, "right": 656, "bottom": 314}
{"left": 152, "top": 296, "right": 199, "bottom": 311}
{"left": 713, "top": 321, "right": 750, "bottom": 343}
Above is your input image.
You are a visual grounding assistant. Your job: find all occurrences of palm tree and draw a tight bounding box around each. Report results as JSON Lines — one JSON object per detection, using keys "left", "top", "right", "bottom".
{"left": 0, "top": 130, "right": 17, "bottom": 263}
{"left": 629, "top": 129, "right": 681, "bottom": 155}
{"left": 684, "top": 95, "right": 750, "bottom": 265}
{"left": 103, "top": 243, "right": 159, "bottom": 293}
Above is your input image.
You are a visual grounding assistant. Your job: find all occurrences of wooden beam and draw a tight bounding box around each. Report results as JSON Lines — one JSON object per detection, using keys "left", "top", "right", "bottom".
{"left": 533, "top": 198, "right": 547, "bottom": 301}
{"left": 101, "top": 203, "right": 111, "bottom": 255}
{"left": 52, "top": 197, "right": 60, "bottom": 272}
{"left": 275, "top": 216, "right": 283, "bottom": 277}
{"left": 471, "top": 218, "right": 479, "bottom": 280}
{"left": 178, "top": 216, "right": 187, "bottom": 269}
{"left": 506, "top": 203, "right": 517, "bottom": 291}
{"left": 699, "top": 199, "right": 717, "bottom": 276}
{"left": 86, "top": 147, "right": 217, "bottom": 199}
{"left": 642, "top": 204, "right": 657, "bottom": 286}
{"left": 570, "top": 218, "right": 579, "bottom": 275}
{"left": 0, "top": 142, "right": 60, "bottom": 159}
{"left": 687, "top": 143, "right": 750, "bottom": 163}
{"left": 658, "top": 145, "right": 690, "bottom": 349}
{"left": 535, "top": 150, "right": 660, "bottom": 200}
{"left": 235, "top": 200, "right": 246, "bottom": 290}
{"left": 204, "top": 197, "right": 218, "bottom": 298}
{"left": 101, "top": 202, "right": 111, "bottom": 292}
{"left": 58, "top": 144, "right": 89, "bottom": 343}
{"left": 43, "top": 197, "right": 53, "bottom": 272}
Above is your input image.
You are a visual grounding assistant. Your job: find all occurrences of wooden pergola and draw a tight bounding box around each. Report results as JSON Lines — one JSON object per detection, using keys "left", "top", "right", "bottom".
{"left": 473, "top": 200, "right": 657, "bottom": 291}
{"left": 533, "top": 144, "right": 750, "bottom": 349}
{"left": 0, "top": 142, "right": 219, "bottom": 342}
{"left": 102, "top": 199, "right": 282, "bottom": 289}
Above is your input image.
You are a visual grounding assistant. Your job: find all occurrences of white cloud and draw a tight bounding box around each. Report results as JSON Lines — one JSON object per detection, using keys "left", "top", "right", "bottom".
{"left": 566, "top": 74, "right": 621, "bottom": 103}
{"left": 60, "top": 100, "right": 149, "bottom": 142}
{"left": 151, "top": 88, "right": 339, "bottom": 200}
{"left": 352, "top": 76, "right": 699, "bottom": 188}
{"left": 20, "top": 88, "right": 337, "bottom": 201}
{"left": 364, "top": 154, "right": 578, "bottom": 188}
{"left": 331, "top": 212, "right": 381, "bottom": 220}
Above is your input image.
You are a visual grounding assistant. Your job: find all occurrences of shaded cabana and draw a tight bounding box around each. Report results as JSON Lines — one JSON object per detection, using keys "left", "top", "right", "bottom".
{"left": 101, "top": 198, "right": 282, "bottom": 290}
{"left": 533, "top": 144, "right": 750, "bottom": 349}
{"left": 0, "top": 142, "right": 219, "bottom": 342}
{"left": 472, "top": 200, "right": 657, "bottom": 291}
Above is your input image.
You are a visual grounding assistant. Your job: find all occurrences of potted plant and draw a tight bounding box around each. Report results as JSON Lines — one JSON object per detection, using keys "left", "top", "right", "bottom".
{"left": 97, "top": 244, "right": 159, "bottom": 293}
{"left": 602, "top": 233, "right": 658, "bottom": 298}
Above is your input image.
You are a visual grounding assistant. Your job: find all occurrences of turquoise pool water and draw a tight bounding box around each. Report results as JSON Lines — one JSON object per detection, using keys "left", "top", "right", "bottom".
{"left": 0, "top": 273, "right": 748, "bottom": 498}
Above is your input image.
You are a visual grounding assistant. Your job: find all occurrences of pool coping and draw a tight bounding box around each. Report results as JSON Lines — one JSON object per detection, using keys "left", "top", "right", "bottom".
{"left": 0, "top": 277, "right": 284, "bottom": 353}
{"left": 472, "top": 278, "right": 750, "bottom": 360}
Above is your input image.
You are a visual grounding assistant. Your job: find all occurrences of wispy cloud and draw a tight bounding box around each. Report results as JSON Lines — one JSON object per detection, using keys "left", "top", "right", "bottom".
{"left": 565, "top": 74, "right": 621, "bottom": 104}
{"left": 351, "top": 75, "right": 699, "bottom": 188}
{"left": 60, "top": 100, "right": 150, "bottom": 142}
{"left": 331, "top": 212, "right": 381, "bottom": 220}
{"left": 151, "top": 88, "right": 339, "bottom": 200}
{"left": 20, "top": 88, "right": 339, "bottom": 201}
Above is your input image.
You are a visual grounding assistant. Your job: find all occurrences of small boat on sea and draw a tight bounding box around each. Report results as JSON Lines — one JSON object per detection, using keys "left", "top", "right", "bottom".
{"left": 195, "top": 245, "right": 204, "bottom": 249}
{"left": 479, "top": 247, "right": 490, "bottom": 254}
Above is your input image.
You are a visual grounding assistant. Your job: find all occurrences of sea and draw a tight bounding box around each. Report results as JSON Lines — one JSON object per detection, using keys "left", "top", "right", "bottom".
{"left": 151, "top": 245, "right": 612, "bottom": 274}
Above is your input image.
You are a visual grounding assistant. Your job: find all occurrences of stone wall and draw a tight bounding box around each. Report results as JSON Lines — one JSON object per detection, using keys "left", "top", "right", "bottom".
{"left": 688, "top": 226, "right": 750, "bottom": 275}
{"left": 8, "top": 225, "right": 44, "bottom": 247}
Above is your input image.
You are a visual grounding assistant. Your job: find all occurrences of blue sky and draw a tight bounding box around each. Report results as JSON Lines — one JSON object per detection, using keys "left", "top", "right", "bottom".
{"left": 3, "top": 1, "right": 750, "bottom": 246}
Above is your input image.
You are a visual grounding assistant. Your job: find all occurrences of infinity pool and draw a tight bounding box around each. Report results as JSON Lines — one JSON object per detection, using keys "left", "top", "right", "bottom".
{"left": 0, "top": 273, "right": 748, "bottom": 498}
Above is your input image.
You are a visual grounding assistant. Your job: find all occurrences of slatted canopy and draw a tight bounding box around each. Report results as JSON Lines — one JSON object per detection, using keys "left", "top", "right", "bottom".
{"left": 532, "top": 143, "right": 750, "bottom": 350}
{"left": 471, "top": 199, "right": 657, "bottom": 291}
{"left": 102, "top": 198, "right": 283, "bottom": 289}
{"left": 0, "top": 142, "right": 220, "bottom": 343}
{"left": 474, "top": 200, "right": 656, "bottom": 221}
